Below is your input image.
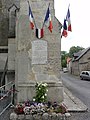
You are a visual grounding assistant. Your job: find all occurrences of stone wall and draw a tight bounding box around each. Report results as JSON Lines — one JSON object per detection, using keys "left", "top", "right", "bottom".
{"left": 0, "top": 1, "right": 8, "bottom": 46}
{"left": 0, "top": 0, "right": 19, "bottom": 46}
{"left": 79, "top": 50, "right": 90, "bottom": 72}
{"left": 8, "top": 38, "right": 16, "bottom": 70}
{"left": 71, "top": 49, "right": 90, "bottom": 75}
{"left": 0, "top": 53, "right": 7, "bottom": 70}
{"left": 16, "top": 0, "right": 62, "bottom": 81}
{"left": 72, "top": 61, "right": 79, "bottom": 75}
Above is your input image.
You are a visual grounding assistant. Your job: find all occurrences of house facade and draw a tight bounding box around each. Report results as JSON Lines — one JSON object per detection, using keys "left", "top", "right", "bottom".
{"left": 71, "top": 47, "right": 90, "bottom": 76}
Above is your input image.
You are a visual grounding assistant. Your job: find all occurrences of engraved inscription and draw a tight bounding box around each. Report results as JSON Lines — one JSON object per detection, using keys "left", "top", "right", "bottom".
{"left": 32, "top": 40, "right": 47, "bottom": 64}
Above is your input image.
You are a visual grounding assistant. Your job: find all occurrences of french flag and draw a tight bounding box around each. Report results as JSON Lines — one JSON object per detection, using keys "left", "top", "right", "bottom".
{"left": 36, "top": 28, "right": 44, "bottom": 39}
{"left": 62, "top": 19, "right": 68, "bottom": 37}
{"left": 44, "top": 4, "right": 53, "bottom": 32}
{"left": 28, "top": 1, "right": 34, "bottom": 29}
{"left": 66, "top": 7, "right": 72, "bottom": 31}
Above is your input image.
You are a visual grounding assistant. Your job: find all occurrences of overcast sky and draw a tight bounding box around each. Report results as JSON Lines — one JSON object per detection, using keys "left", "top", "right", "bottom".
{"left": 54, "top": 0, "right": 90, "bottom": 52}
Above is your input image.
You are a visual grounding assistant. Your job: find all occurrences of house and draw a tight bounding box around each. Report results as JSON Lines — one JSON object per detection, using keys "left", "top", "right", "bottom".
{"left": 66, "top": 57, "right": 72, "bottom": 72}
{"left": 71, "top": 47, "right": 90, "bottom": 76}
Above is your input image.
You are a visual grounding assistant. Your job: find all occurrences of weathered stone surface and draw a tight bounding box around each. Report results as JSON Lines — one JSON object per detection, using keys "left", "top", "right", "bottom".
{"left": 25, "top": 114, "right": 33, "bottom": 120}
{"left": 8, "top": 38, "right": 15, "bottom": 70}
{"left": 0, "top": 16, "right": 8, "bottom": 46}
{"left": 18, "top": 114, "right": 25, "bottom": 120}
{"left": 42, "top": 113, "right": 49, "bottom": 120}
{"left": 65, "top": 112, "right": 71, "bottom": 117}
{"left": 31, "top": 40, "right": 47, "bottom": 64}
{"left": 51, "top": 112, "right": 58, "bottom": 120}
{"left": 15, "top": 0, "right": 63, "bottom": 103}
{"left": 0, "top": 0, "right": 19, "bottom": 46}
{"left": 10, "top": 112, "right": 18, "bottom": 120}
{"left": 33, "top": 114, "right": 42, "bottom": 120}
{"left": 11, "top": 113, "right": 70, "bottom": 120}
{"left": 0, "top": 53, "right": 7, "bottom": 70}
{"left": 57, "top": 113, "right": 63, "bottom": 120}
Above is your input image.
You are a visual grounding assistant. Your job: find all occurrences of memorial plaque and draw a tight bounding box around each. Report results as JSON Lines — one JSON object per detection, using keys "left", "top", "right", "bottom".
{"left": 32, "top": 40, "right": 47, "bottom": 64}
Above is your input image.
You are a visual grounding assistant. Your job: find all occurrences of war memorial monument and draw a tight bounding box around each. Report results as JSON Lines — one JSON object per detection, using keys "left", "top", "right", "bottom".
{"left": 14, "top": 0, "right": 63, "bottom": 103}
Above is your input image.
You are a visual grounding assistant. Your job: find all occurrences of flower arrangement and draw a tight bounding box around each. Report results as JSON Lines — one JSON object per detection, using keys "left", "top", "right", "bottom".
{"left": 33, "top": 82, "right": 48, "bottom": 103}
{"left": 14, "top": 82, "right": 68, "bottom": 115}
{"left": 14, "top": 101, "right": 67, "bottom": 115}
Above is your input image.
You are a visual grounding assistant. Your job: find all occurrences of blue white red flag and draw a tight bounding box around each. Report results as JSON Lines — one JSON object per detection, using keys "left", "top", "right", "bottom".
{"left": 28, "top": 1, "right": 34, "bottom": 29}
{"left": 66, "top": 7, "right": 72, "bottom": 31}
{"left": 44, "top": 5, "right": 53, "bottom": 32}
{"left": 62, "top": 19, "right": 68, "bottom": 37}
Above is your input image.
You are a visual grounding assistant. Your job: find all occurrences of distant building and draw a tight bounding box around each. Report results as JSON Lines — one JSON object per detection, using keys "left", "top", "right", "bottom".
{"left": 71, "top": 47, "right": 90, "bottom": 75}
{"left": 66, "top": 57, "right": 72, "bottom": 72}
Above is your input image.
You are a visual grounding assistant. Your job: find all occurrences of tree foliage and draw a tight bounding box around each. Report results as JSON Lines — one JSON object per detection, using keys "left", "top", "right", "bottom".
{"left": 61, "top": 46, "right": 84, "bottom": 68}
{"left": 61, "top": 51, "right": 68, "bottom": 68}
{"left": 68, "top": 46, "right": 84, "bottom": 58}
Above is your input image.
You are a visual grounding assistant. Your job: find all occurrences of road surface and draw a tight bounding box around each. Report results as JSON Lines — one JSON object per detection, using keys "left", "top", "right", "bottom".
{"left": 61, "top": 72, "right": 90, "bottom": 109}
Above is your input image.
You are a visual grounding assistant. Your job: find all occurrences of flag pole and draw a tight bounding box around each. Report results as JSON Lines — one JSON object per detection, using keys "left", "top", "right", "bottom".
{"left": 66, "top": 4, "right": 70, "bottom": 19}
{"left": 42, "top": 3, "right": 50, "bottom": 28}
{"left": 27, "top": 0, "right": 37, "bottom": 28}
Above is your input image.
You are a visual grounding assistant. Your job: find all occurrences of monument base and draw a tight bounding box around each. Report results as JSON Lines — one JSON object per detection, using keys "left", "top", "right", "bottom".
{"left": 17, "top": 75, "right": 63, "bottom": 103}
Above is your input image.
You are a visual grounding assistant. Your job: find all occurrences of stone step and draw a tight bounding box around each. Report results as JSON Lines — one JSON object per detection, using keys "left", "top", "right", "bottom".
{"left": 10, "top": 112, "right": 71, "bottom": 120}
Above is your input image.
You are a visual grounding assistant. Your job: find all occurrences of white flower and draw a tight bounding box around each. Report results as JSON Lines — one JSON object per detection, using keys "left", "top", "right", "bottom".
{"left": 42, "top": 83, "right": 47, "bottom": 87}
{"left": 44, "top": 83, "right": 48, "bottom": 86}
{"left": 33, "top": 98, "right": 35, "bottom": 101}
{"left": 42, "top": 83, "right": 44, "bottom": 86}
{"left": 39, "top": 87, "right": 41, "bottom": 90}
{"left": 46, "top": 89, "right": 48, "bottom": 92}
{"left": 45, "top": 93, "right": 47, "bottom": 96}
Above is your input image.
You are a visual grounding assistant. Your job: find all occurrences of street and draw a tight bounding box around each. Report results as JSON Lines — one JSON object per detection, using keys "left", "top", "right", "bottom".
{"left": 61, "top": 72, "right": 90, "bottom": 109}
{"left": 61, "top": 72, "right": 90, "bottom": 120}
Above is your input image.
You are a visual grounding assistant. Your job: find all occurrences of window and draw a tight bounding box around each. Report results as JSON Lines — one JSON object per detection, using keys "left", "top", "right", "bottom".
{"left": 82, "top": 72, "right": 85, "bottom": 74}
{"left": 86, "top": 72, "right": 89, "bottom": 76}
{"left": 0, "top": 49, "right": 8, "bottom": 53}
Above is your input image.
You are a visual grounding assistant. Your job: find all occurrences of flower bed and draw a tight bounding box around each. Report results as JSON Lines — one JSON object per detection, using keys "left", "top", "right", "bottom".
{"left": 12, "top": 82, "right": 70, "bottom": 120}
{"left": 15, "top": 101, "right": 68, "bottom": 115}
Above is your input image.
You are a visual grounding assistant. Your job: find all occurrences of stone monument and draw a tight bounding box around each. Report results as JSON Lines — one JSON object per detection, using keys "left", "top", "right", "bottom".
{"left": 15, "top": 0, "right": 63, "bottom": 103}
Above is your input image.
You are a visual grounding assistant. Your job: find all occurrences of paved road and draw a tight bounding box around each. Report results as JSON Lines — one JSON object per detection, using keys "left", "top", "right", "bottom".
{"left": 0, "top": 93, "right": 12, "bottom": 120}
{"left": 0, "top": 107, "right": 12, "bottom": 120}
{"left": 61, "top": 72, "right": 90, "bottom": 109}
{"left": 61, "top": 72, "right": 90, "bottom": 120}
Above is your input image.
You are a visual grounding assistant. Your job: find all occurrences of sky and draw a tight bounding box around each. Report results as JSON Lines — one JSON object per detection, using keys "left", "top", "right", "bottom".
{"left": 54, "top": 0, "right": 90, "bottom": 52}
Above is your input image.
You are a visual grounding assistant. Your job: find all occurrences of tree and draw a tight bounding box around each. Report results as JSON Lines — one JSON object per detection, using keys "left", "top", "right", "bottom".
{"left": 61, "top": 46, "right": 84, "bottom": 68}
{"left": 69, "top": 46, "right": 84, "bottom": 58}
{"left": 61, "top": 51, "right": 68, "bottom": 68}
